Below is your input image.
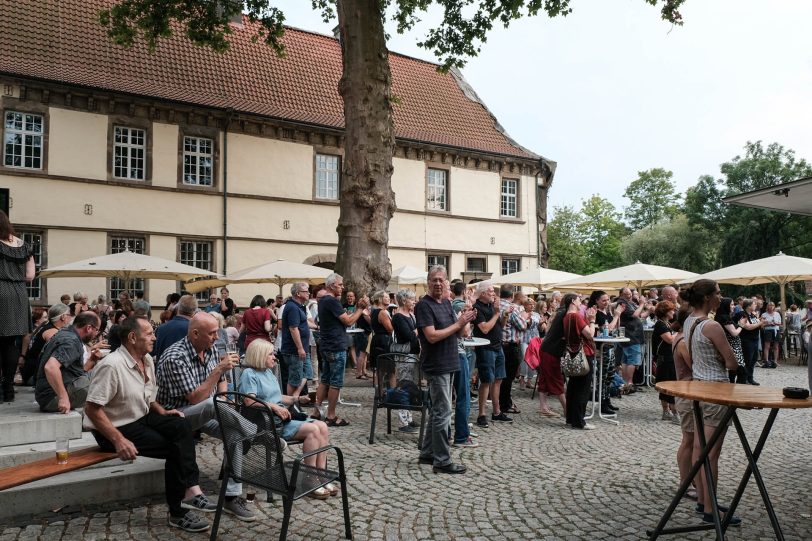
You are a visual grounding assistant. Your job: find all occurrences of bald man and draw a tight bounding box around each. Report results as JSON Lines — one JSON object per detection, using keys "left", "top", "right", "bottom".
{"left": 156, "top": 312, "right": 257, "bottom": 522}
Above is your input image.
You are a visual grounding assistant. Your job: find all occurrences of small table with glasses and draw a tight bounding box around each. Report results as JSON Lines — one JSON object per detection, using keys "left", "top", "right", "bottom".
{"left": 586, "top": 336, "right": 629, "bottom": 425}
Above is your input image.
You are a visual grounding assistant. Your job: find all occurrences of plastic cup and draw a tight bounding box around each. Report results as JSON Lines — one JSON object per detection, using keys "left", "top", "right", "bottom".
{"left": 56, "top": 437, "right": 69, "bottom": 465}
{"left": 619, "top": 327, "right": 626, "bottom": 338}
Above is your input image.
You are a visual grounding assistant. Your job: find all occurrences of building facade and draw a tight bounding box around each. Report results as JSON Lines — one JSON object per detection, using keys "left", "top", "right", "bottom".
{"left": 0, "top": 1, "right": 555, "bottom": 308}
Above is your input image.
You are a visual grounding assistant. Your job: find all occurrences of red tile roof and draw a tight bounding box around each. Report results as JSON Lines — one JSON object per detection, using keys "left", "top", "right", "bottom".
{"left": 0, "top": 1, "right": 540, "bottom": 160}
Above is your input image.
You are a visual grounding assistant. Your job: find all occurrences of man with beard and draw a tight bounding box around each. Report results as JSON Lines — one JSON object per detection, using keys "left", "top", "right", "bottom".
{"left": 35, "top": 311, "right": 107, "bottom": 412}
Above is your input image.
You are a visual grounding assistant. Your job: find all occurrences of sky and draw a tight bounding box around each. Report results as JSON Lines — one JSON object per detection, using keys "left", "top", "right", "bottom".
{"left": 271, "top": 0, "right": 812, "bottom": 216}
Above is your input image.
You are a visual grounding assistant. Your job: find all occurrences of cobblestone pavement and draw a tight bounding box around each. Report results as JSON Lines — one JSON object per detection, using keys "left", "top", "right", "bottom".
{"left": 2, "top": 363, "right": 811, "bottom": 540}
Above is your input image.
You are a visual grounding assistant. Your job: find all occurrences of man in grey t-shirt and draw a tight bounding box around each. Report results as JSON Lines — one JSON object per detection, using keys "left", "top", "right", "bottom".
{"left": 35, "top": 312, "right": 106, "bottom": 412}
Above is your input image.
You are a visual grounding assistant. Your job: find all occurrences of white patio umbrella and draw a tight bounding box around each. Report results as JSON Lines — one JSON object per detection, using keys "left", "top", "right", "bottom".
{"left": 491, "top": 266, "right": 581, "bottom": 291}
{"left": 552, "top": 261, "right": 698, "bottom": 292}
{"left": 184, "top": 259, "right": 331, "bottom": 294}
{"left": 389, "top": 265, "right": 428, "bottom": 286}
{"left": 38, "top": 250, "right": 219, "bottom": 282}
{"left": 677, "top": 252, "right": 812, "bottom": 332}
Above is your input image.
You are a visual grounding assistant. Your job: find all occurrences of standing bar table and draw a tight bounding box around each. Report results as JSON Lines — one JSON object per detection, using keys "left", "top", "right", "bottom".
{"left": 587, "top": 336, "right": 629, "bottom": 425}
{"left": 648, "top": 381, "right": 812, "bottom": 540}
{"left": 643, "top": 328, "right": 655, "bottom": 386}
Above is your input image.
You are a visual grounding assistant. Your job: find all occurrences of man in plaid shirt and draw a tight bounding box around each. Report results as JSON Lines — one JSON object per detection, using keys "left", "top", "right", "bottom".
{"left": 499, "top": 285, "right": 527, "bottom": 416}
{"left": 157, "top": 312, "right": 257, "bottom": 522}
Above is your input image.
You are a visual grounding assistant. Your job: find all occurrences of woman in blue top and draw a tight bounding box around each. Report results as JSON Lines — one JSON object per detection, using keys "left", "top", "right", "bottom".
{"left": 240, "top": 339, "right": 336, "bottom": 499}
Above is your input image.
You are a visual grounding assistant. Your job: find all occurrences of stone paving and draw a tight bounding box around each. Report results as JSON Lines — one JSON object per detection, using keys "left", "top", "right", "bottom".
{"left": 2, "top": 363, "right": 810, "bottom": 540}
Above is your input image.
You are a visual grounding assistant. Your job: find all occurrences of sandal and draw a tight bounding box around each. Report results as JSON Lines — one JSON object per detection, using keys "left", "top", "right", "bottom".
{"left": 506, "top": 406, "right": 521, "bottom": 414}
{"left": 325, "top": 417, "right": 350, "bottom": 427}
{"left": 310, "top": 409, "right": 322, "bottom": 421}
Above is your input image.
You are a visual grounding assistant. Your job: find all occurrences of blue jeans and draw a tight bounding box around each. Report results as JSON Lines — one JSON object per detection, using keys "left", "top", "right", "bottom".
{"left": 453, "top": 352, "right": 471, "bottom": 443}
{"left": 419, "top": 373, "right": 453, "bottom": 467}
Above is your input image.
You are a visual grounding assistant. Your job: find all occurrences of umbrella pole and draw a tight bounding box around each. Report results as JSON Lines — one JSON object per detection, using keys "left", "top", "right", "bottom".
{"left": 779, "top": 282, "right": 787, "bottom": 359}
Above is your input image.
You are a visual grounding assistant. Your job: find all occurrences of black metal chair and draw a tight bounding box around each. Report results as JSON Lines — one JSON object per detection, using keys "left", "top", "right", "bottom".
{"left": 210, "top": 391, "right": 351, "bottom": 541}
{"left": 368, "top": 353, "right": 427, "bottom": 448}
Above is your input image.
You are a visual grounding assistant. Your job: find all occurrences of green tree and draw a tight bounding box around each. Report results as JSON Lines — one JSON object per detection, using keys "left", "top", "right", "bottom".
{"left": 685, "top": 141, "right": 812, "bottom": 266}
{"left": 623, "top": 168, "right": 681, "bottom": 230}
{"left": 547, "top": 206, "right": 588, "bottom": 275}
{"left": 100, "top": 0, "right": 687, "bottom": 292}
{"left": 579, "top": 195, "right": 626, "bottom": 273}
{"left": 621, "top": 214, "right": 720, "bottom": 273}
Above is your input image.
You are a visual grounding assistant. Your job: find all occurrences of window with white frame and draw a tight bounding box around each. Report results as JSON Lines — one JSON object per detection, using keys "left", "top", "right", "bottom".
{"left": 183, "top": 136, "right": 213, "bottom": 186}
{"left": 179, "top": 240, "right": 213, "bottom": 300}
{"left": 315, "top": 154, "right": 340, "bottom": 200}
{"left": 427, "top": 168, "right": 448, "bottom": 211}
{"left": 4, "top": 111, "right": 43, "bottom": 169}
{"left": 113, "top": 126, "right": 146, "bottom": 180}
{"left": 110, "top": 236, "right": 145, "bottom": 299}
{"left": 20, "top": 231, "right": 43, "bottom": 299}
{"left": 501, "top": 178, "right": 518, "bottom": 218}
{"left": 501, "top": 258, "right": 519, "bottom": 276}
{"left": 427, "top": 254, "right": 449, "bottom": 273}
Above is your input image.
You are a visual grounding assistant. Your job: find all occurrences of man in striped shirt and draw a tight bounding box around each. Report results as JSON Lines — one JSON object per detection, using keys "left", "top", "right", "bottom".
{"left": 499, "top": 286, "right": 527, "bottom": 418}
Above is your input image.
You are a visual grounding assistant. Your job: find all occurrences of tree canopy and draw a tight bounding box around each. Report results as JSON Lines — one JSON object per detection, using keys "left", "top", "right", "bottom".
{"left": 100, "top": 0, "right": 687, "bottom": 70}
{"left": 623, "top": 167, "right": 681, "bottom": 229}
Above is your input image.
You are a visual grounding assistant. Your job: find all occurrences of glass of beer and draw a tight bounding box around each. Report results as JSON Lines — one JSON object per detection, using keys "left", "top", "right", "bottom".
{"left": 56, "top": 437, "right": 69, "bottom": 465}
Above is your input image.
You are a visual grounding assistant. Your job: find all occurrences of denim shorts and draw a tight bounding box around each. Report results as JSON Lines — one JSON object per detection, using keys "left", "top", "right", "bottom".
{"left": 621, "top": 343, "right": 642, "bottom": 366}
{"left": 320, "top": 350, "right": 347, "bottom": 389}
{"left": 283, "top": 353, "right": 312, "bottom": 387}
{"left": 476, "top": 346, "right": 506, "bottom": 383}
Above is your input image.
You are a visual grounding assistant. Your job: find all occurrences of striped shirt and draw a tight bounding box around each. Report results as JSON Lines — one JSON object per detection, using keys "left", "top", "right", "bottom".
{"left": 156, "top": 337, "right": 223, "bottom": 410}
{"left": 684, "top": 315, "right": 728, "bottom": 382}
{"left": 500, "top": 299, "right": 527, "bottom": 344}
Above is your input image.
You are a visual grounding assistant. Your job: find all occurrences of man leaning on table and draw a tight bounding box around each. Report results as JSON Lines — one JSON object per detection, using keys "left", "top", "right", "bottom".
{"left": 84, "top": 316, "right": 215, "bottom": 533}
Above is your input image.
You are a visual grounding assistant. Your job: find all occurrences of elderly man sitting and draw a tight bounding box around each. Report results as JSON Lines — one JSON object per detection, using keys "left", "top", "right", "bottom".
{"left": 157, "top": 312, "right": 257, "bottom": 522}
{"left": 84, "top": 316, "right": 215, "bottom": 533}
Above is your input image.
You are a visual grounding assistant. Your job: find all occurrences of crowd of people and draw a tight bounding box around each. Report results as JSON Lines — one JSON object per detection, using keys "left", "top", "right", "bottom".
{"left": 2, "top": 204, "right": 812, "bottom": 532}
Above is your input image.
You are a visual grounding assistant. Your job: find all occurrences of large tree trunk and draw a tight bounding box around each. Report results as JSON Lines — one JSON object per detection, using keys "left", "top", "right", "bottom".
{"left": 333, "top": 0, "right": 395, "bottom": 298}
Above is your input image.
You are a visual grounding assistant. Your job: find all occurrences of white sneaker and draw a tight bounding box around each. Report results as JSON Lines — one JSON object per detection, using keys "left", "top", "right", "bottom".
{"left": 581, "top": 423, "right": 596, "bottom": 430}
{"left": 469, "top": 430, "right": 479, "bottom": 438}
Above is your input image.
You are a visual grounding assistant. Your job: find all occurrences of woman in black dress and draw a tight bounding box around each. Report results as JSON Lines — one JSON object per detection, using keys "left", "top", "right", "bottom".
{"left": 652, "top": 300, "right": 678, "bottom": 423}
{"left": 0, "top": 211, "right": 35, "bottom": 401}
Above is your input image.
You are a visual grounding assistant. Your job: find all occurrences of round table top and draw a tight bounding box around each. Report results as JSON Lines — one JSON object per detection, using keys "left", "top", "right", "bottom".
{"left": 656, "top": 380, "right": 812, "bottom": 409}
{"left": 594, "top": 336, "right": 630, "bottom": 344}
{"left": 345, "top": 328, "right": 365, "bottom": 333}
{"left": 461, "top": 337, "right": 491, "bottom": 347}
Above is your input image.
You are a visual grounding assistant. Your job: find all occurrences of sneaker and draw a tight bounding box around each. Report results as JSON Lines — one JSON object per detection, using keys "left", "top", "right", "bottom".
{"left": 469, "top": 430, "right": 479, "bottom": 438}
{"left": 181, "top": 494, "right": 218, "bottom": 513}
{"left": 224, "top": 497, "right": 257, "bottom": 522}
{"left": 476, "top": 415, "right": 489, "bottom": 428}
{"left": 661, "top": 410, "right": 672, "bottom": 421}
{"left": 452, "top": 437, "right": 480, "bottom": 448}
{"left": 702, "top": 512, "right": 742, "bottom": 527}
{"left": 670, "top": 412, "right": 681, "bottom": 425}
{"left": 169, "top": 511, "right": 210, "bottom": 532}
{"left": 408, "top": 420, "right": 420, "bottom": 428}
{"left": 491, "top": 412, "right": 513, "bottom": 423}
{"left": 580, "top": 423, "right": 596, "bottom": 430}
{"left": 398, "top": 425, "right": 419, "bottom": 434}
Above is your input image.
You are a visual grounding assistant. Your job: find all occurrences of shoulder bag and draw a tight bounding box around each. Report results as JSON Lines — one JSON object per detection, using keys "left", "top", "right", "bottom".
{"left": 560, "top": 314, "right": 590, "bottom": 377}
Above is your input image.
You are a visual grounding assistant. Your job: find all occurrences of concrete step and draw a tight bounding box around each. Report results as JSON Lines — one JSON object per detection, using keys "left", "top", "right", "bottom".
{"left": 0, "top": 432, "right": 98, "bottom": 469}
{"left": 0, "top": 456, "right": 165, "bottom": 521}
{"left": 0, "top": 387, "right": 82, "bottom": 446}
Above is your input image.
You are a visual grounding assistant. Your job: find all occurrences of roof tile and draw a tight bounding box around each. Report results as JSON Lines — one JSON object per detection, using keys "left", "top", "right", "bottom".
{"left": 0, "top": 0, "right": 538, "bottom": 160}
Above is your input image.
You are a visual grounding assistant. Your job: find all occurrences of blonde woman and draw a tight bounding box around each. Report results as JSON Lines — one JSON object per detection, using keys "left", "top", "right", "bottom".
{"left": 239, "top": 340, "right": 337, "bottom": 499}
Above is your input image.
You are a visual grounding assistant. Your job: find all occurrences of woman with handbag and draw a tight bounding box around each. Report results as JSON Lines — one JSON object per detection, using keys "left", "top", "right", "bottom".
{"left": 652, "top": 300, "right": 679, "bottom": 423}
{"left": 562, "top": 294, "right": 597, "bottom": 430}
